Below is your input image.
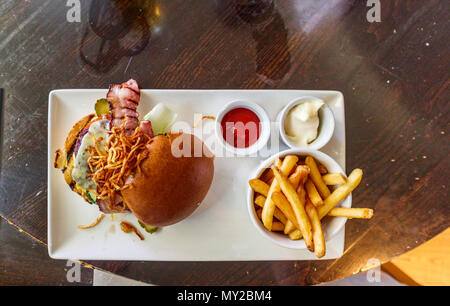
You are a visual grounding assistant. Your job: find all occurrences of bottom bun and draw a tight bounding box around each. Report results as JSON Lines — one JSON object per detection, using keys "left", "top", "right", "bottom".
{"left": 122, "top": 133, "right": 215, "bottom": 227}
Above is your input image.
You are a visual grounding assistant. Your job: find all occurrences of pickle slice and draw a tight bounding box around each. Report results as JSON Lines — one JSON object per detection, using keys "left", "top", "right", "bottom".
{"left": 95, "top": 98, "right": 110, "bottom": 117}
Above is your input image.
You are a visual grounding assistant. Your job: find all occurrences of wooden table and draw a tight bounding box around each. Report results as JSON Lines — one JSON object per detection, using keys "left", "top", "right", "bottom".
{"left": 0, "top": 0, "right": 448, "bottom": 285}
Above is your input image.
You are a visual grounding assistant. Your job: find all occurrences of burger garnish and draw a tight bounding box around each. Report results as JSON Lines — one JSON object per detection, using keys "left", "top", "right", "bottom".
{"left": 54, "top": 78, "right": 215, "bottom": 235}
{"left": 87, "top": 119, "right": 152, "bottom": 212}
{"left": 77, "top": 214, "right": 105, "bottom": 229}
{"left": 120, "top": 221, "right": 144, "bottom": 240}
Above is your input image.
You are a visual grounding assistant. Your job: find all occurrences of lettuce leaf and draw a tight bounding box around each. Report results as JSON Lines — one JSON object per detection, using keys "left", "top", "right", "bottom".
{"left": 86, "top": 191, "right": 97, "bottom": 205}
{"left": 143, "top": 103, "right": 177, "bottom": 135}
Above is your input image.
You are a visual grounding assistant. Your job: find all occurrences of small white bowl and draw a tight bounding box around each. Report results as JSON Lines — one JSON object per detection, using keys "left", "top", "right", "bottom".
{"left": 278, "top": 96, "right": 335, "bottom": 150}
{"left": 216, "top": 101, "right": 271, "bottom": 156}
{"left": 247, "top": 149, "right": 351, "bottom": 250}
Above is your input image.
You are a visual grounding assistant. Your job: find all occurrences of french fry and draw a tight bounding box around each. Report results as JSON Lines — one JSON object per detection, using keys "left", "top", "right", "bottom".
{"left": 318, "top": 162, "right": 328, "bottom": 174}
{"left": 268, "top": 157, "right": 282, "bottom": 185}
{"left": 323, "top": 173, "right": 347, "bottom": 185}
{"left": 284, "top": 220, "right": 296, "bottom": 234}
{"left": 275, "top": 158, "right": 282, "bottom": 168}
{"left": 254, "top": 195, "right": 266, "bottom": 207}
{"left": 255, "top": 193, "right": 289, "bottom": 229}
{"left": 274, "top": 210, "right": 288, "bottom": 224}
{"left": 261, "top": 155, "right": 298, "bottom": 231}
{"left": 272, "top": 166, "right": 314, "bottom": 251}
{"left": 256, "top": 208, "right": 262, "bottom": 219}
{"left": 254, "top": 195, "right": 288, "bottom": 224}
{"left": 250, "top": 159, "right": 292, "bottom": 197}
{"left": 328, "top": 207, "right": 373, "bottom": 219}
{"left": 305, "top": 156, "right": 331, "bottom": 198}
{"left": 287, "top": 186, "right": 307, "bottom": 239}
{"left": 287, "top": 168, "right": 364, "bottom": 241}
{"left": 249, "top": 179, "right": 270, "bottom": 197}
{"left": 305, "top": 179, "right": 323, "bottom": 207}
{"left": 285, "top": 181, "right": 307, "bottom": 235}
{"left": 305, "top": 201, "right": 325, "bottom": 258}
{"left": 271, "top": 191, "right": 300, "bottom": 229}
{"left": 260, "top": 168, "right": 274, "bottom": 184}
{"left": 297, "top": 165, "right": 310, "bottom": 184}
{"left": 272, "top": 222, "right": 285, "bottom": 232}
{"left": 297, "top": 183, "right": 306, "bottom": 201}
{"left": 288, "top": 166, "right": 303, "bottom": 190}
{"left": 318, "top": 169, "right": 363, "bottom": 219}
{"left": 251, "top": 155, "right": 369, "bottom": 261}
{"left": 289, "top": 229, "right": 302, "bottom": 240}
{"left": 273, "top": 165, "right": 308, "bottom": 229}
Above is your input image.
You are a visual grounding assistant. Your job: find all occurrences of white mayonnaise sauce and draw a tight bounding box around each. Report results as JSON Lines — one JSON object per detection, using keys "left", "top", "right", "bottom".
{"left": 284, "top": 100, "right": 324, "bottom": 146}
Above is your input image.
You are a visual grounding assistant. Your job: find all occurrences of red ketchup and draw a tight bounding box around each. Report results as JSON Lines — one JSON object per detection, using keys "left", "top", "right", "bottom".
{"left": 221, "top": 107, "right": 261, "bottom": 148}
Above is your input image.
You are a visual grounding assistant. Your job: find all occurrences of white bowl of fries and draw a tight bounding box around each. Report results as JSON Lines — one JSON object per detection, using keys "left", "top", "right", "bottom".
{"left": 248, "top": 149, "right": 369, "bottom": 256}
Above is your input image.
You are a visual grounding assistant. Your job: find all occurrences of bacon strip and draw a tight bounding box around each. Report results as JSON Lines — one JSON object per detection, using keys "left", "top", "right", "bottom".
{"left": 90, "top": 79, "right": 155, "bottom": 212}
{"left": 97, "top": 198, "right": 130, "bottom": 214}
{"left": 107, "top": 79, "right": 141, "bottom": 135}
{"left": 111, "top": 118, "right": 139, "bottom": 130}
{"left": 111, "top": 107, "right": 139, "bottom": 119}
{"left": 139, "top": 120, "right": 154, "bottom": 137}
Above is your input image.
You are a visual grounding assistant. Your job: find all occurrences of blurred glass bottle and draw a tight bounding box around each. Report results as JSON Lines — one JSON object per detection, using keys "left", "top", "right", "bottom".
{"left": 234, "top": 0, "right": 274, "bottom": 24}
{"left": 80, "top": 0, "right": 161, "bottom": 73}
{"left": 215, "top": 0, "right": 290, "bottom": 83}
{"left": 215, "top": 0, "right": 274, "bottom": 25}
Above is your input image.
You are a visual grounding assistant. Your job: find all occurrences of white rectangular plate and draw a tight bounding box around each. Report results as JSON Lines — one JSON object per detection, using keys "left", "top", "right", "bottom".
{"left": 48, "top": 89, "right": 345, "bottom": 261}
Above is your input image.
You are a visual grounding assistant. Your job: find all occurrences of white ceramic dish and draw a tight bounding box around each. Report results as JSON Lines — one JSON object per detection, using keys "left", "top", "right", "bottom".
{"left": 278, "top": 96, "right": 335, "bottom": 150}
{"left": 215, "top": 100, "right": 271, "bottom": 156}
{"left": 48, "top": 89, "right": 345, "bottom": 261}
{"left": 247, "top": 149, "right": 351, "bottom": 250}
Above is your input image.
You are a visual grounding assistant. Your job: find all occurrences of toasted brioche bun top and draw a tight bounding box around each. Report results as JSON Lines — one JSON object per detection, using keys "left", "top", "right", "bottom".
{"left": 121, "top": 133, "right": 214, "bottom": 227}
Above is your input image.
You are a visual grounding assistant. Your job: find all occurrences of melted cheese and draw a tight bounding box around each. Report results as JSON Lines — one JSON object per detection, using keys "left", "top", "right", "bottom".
{"left": 72, "top": 119, "right": 109, "bottom": 191}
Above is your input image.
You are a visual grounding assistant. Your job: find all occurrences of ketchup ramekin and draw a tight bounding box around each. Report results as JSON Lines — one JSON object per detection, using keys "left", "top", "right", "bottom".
{"left": 215, "top": 100, "right": 271, "bottom": 156}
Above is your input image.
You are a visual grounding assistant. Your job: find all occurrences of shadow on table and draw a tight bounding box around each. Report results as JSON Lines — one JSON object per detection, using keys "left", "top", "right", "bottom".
{"left": 79, "top": 0, "right": 161, "bottom": 74}
{"left": 214, "top": 0, "right": 291, "bottom": 85}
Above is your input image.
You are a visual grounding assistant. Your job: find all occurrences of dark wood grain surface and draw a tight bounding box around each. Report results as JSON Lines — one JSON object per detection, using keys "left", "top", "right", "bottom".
{"left": 0, "top": 0, "right": 448, "bottom": 285}
{"left": 0, "top": 218, "right": 93, "bottom": 285}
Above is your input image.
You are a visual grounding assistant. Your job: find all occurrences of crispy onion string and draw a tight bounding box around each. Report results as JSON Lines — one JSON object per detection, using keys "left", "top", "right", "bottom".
{"left": 78, "top": 214, "right": 104, "bottom": 229}
{"left": 87, "top": 119, "right": 152, "bottom": 212}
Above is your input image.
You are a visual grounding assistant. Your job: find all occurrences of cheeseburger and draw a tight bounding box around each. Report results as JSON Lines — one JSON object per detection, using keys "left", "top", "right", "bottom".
{"left": 54, "top": 79, "right": 214, "bottom": 227}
